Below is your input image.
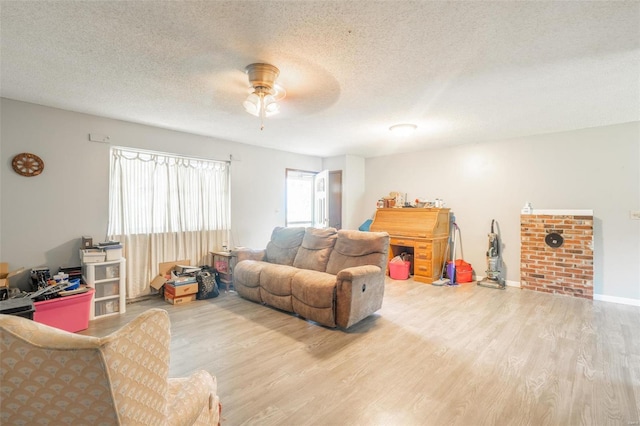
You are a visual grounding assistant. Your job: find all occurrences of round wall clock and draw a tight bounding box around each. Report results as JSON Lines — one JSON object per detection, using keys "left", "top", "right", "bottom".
{"left": 12, "top": 152, "right": 44, "bottom": 177}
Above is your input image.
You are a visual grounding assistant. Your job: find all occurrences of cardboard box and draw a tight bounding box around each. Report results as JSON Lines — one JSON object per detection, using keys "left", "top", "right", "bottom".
{"left": 164, "top": 293, "right": 196, "bottom": 305}
{"left": 150, "top": 260, "right": 191, "bottom": 290}
{"left": 164, "top": 282, "right": 199, "bottom": 297}
{"left": 0, "top": 263, "right": 25, "bottom": 288}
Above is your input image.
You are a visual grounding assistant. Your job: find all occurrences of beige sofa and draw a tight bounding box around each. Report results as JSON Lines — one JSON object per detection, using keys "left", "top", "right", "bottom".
{"left": 234, "top": 227, "right": 389, "bottom": 329}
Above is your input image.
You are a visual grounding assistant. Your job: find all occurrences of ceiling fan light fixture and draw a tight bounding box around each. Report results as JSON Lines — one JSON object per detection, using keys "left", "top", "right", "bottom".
{"left": 242, "top": 92, "right": 261, "bottom": 116}
{"left": 263, "top": 95, "right": 279, "bottom": 115}
{"left": 244, "top": 63, "right": 285, "bottom": 130}
{"left": 389, "top": 123, "right": 417, "bottom": 137}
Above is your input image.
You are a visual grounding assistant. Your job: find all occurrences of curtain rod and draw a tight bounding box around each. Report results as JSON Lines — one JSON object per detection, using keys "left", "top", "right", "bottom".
{"left": 112, "top": 146, "right": 231, "bottom": 164}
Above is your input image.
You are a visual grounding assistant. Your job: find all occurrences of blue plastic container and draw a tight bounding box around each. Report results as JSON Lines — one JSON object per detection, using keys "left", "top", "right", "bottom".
{"left": 66, "top": 278, "right": 81, "bottom": 290}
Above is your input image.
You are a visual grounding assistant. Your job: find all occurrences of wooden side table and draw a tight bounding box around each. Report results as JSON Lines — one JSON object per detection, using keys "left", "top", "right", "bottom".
{"left": 210, "top": 251, "right": 237, "bottom": 292}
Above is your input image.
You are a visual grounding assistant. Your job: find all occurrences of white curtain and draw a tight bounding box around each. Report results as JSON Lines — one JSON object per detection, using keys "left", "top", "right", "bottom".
{"left": 108, "top": 148, "right": 230, "bottom": 299}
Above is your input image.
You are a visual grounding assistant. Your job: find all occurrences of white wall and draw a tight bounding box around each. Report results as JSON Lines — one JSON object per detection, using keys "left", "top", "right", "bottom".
{"left": 3, "top": 99, "right": 637, "bottom": 302}
{"left": 322, "top": 154, "right": 366, "bottom": 230}
{"left": 344, "top": 155, "right": 366, "bottom": 230}
{"left": 0, "top": 99, "right": 321, "bottom": 288}
{"left": 363, "top": 122, "right": 640, "bottom": 302}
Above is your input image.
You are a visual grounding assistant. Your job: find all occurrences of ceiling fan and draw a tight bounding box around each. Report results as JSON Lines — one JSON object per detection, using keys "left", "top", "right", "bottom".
{"left": 242, "top": 63, "right": 286, "bottom": 130}
{"left": 206, "top": 56, "right": 340, "bottom": 126}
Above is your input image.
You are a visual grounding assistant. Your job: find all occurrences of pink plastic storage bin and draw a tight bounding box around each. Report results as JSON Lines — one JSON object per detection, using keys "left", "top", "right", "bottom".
{"left": 389, "top": 260, "right": 410, "bottom": 280}
{"left": 34, "top": 288, "right": 94, "bottom": 333}
{"left": 214, "top": 260, "right": 228, "bottom": 273}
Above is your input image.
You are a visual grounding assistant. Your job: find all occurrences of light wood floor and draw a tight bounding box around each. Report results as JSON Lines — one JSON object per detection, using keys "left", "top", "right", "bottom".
{"left": 81, "top": 279, "right": 640, "bottom": 425}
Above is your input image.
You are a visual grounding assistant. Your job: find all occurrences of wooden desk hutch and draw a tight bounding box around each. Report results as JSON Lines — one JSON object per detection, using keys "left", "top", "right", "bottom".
{"left": 370, "top": 208, "right": 450, "bottom": 284}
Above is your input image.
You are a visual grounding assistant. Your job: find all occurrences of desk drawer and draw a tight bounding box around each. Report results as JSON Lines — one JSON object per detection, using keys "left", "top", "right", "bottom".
{"left": 414, "top": 249, "right": 432, "bottom": 261}
{"left": 414, "top": 259, "right": 433, "bottom": 276}
{"left": 415, "top": 242, "right": 432, "bottom": 251}
{"left": 390, "top": 238, "right": 415, "bottom": 247}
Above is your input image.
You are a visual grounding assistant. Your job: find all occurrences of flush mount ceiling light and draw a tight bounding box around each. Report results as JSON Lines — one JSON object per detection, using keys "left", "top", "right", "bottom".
{"left": 389, "top": 123, "right": 417, "bottom": 137}
{"left": 243, "top": 63, "right": 286, "bottom": 130}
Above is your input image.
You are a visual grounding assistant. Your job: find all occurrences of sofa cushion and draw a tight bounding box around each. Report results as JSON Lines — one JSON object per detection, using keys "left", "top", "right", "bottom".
{"left": 258, "top": 264, "right": 299, "bottom": 312}
{"left": 291, "top": 269, "right": 337, "bottom": 309}
{"left": 291, "top": 269, "right": 337, "bottom": 327}
{"left": 293, "top": 227, "right": 338, "bottom": 272}
{"left": 325, "top": 230, "right": 390, "bottom": 275}
{"left": 292, "top": 300, "right": 336, "bottom": 328}
{"left": 260, "top": 264, "right": 298, "bottom": 296}
{"left": 265, "top": 227, "right": 305, "bottom": 266}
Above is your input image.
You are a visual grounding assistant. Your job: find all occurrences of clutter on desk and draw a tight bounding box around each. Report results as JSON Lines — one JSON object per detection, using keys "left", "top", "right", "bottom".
{"left": 377, "top": 192, "right": 445, "bottom": 209}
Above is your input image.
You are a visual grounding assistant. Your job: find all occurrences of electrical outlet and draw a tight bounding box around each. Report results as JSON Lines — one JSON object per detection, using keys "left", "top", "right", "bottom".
{"left": 630, "top": 211, "right": 640, "bottom": 220}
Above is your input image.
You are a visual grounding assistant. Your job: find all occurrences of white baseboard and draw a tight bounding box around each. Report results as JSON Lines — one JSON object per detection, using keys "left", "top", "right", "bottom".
{"left": 477, "top": 277, "right": 640, "bottom": 306}
{"left": 593, "top": 294, "right": 640, "bottom": 307}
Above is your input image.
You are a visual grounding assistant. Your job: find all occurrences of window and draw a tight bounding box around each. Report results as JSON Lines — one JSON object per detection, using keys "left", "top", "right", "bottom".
{"left": 285, "top": 169, "right": 315, "bottom": 227}
{"left": 108, "top": 147, "right": 230, "bottom": 299}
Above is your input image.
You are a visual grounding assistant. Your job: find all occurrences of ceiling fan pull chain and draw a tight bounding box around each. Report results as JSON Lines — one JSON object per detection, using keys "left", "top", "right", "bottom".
{"left": 259, "top": 92, "right": 266, "bottom": 131}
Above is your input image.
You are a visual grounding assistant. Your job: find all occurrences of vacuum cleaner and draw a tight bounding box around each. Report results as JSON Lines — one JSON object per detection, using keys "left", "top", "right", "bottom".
{"left": 478, "top": 219, "right": 506, "bottom": 289}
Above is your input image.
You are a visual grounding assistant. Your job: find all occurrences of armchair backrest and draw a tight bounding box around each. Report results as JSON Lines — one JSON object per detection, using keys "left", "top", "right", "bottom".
{"left": 1, "top": 308, "right": 172, "bottom": 425}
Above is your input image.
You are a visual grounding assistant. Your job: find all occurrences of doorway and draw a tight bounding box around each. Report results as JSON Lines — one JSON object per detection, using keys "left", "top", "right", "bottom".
{"left": 285, "top": 169, "right": 342, "bottom": 229}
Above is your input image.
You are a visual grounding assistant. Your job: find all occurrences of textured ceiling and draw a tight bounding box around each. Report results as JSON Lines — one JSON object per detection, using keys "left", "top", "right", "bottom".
{"left": 1, "top": 1, "right": 639, "bottom": 158}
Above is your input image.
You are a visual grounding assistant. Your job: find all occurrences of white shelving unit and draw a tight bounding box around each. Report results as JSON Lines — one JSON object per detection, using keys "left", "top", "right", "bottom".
{"left": 82, "top": 258, "right": 126, "bottom": 320}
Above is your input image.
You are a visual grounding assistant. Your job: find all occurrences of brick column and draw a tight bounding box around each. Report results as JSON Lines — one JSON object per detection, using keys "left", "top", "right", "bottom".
{"left": 520, "top": 212, "right": 593, "bottom": 299}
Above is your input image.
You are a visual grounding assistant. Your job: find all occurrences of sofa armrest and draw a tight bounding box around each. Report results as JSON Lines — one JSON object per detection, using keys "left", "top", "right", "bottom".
{"left": 336, "top": 264, "right": 382, "bottom": 281}
{"left": 335, "top": 265, "right": 385, "bottom": 329}
{"left": 235, "top": 248, "right": 266, "bottom": 263}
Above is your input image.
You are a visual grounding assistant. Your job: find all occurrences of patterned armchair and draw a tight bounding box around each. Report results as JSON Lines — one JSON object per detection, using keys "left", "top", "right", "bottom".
{"left": 0, "top": 308, "right": 220, "bottom": 425}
